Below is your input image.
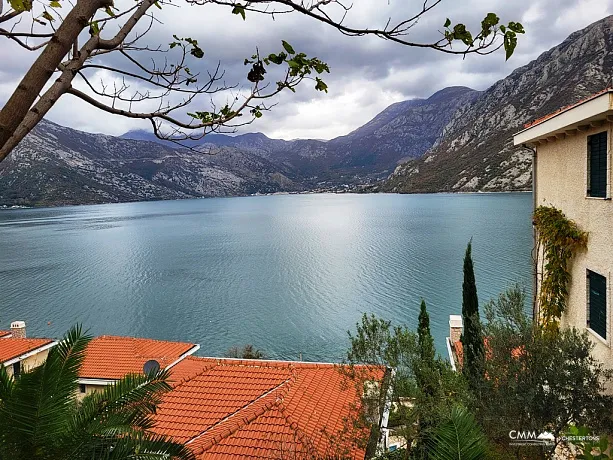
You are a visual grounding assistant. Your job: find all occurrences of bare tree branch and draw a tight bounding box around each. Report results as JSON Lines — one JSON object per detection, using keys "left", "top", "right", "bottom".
{"left": 0, "top": 0, "right": 522, "bottom": 163}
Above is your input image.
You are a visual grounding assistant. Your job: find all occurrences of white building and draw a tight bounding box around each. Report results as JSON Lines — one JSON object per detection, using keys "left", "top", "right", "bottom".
{"left": 514, "top": 89, "right": 613, "bottom": 368}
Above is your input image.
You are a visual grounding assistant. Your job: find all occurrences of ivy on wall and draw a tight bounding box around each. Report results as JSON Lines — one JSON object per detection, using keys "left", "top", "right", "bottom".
{"left": 533, "top": 206, "right": 588, "bottom": 331}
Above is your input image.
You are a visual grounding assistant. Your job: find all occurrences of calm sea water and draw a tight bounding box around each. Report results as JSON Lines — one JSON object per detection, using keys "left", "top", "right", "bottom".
{"left": 0, "top": 193, "right": 532, "bottom": 362}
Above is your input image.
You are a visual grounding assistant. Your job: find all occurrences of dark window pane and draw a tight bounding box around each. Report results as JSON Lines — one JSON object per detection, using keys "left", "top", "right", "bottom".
{"left": 12, "top": 362, "right": 20, "bottom": 377}
{"left": 588, "top": 270, "right": 607, "bottom": 339}
{"left": 588, "top": 132, "right": 607, "bottom": 198}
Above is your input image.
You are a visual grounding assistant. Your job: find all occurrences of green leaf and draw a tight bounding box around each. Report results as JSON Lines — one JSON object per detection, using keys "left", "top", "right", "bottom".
{"left": 281, "top": 40, "right": 295, "bottom": 54}
{"left": 480, "top": 12, "right": 499, "bottom": 37}
{"left": 452, "top": 23, "right": 473, "bottom": 46}
{"left": 9, "top": 0, "right": 31, "bottom": 12}
{"left": 154, "top": 0, "right": 162, "bottom": 9}
{"left": 444, "top": 18, "right": 451, "bottom": 28}
{"left": 232, "top": 4, "right": 246, "bottom": 20}
{"left": 190, "top": 46, "right": 204, "bottom": 59}
{"left": 315, "top": 77, "right": 328, "bottom": 93}
{"left": 508, "top": 21, "right": 525, "bottom": 34}
{"left": 504, "top": 31, "right": 517, "bottom": 61}
{"left": 90, "top": 20, "right": 100, "bottom": 35}
{"left": 41, "top": 10, "right": 54, "bottom": 21}
{"left": 49, "top": 0, "right": 61, "bottom": 7}
{"left": 104, "top": 6, "right": 114, "bottom": 16}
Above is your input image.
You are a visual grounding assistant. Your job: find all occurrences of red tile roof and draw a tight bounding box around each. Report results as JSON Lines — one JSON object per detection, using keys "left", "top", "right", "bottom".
{"left": 154, "top": 357, "right": 384, "bottom": 459}
{"left": 79, "top": 336, "right": 198, "bottom": 380}
{"left": 0, "top": 337, "right": 55, "bottom": 363}
{"left": 523, "top": 87, "right": 613, "bottom": 129}
{"left": 453, "top": 339, "right": 522, "bottom": 369}
{"left": 0, "top": 331, "right": 11, "bottom": 338}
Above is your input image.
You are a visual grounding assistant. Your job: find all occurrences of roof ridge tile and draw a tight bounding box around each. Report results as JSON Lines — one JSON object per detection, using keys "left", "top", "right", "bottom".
{"left": 189, "top": 374, "right": 295, "bottom": 455}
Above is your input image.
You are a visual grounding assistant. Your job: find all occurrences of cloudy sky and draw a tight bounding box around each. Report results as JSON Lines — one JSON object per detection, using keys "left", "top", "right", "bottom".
{"left": 2, "top": 0, "right": 612, "bottom": 140}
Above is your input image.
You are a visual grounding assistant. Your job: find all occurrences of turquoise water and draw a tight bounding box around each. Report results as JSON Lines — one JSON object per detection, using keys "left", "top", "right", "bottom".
{"left": 0, "top": 193, "right": 532, "bottom": 362}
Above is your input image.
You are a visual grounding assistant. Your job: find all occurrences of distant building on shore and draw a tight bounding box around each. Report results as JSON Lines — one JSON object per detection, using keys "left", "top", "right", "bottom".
{"left": 514, "top": 88, "right": 613, "bottom": 368}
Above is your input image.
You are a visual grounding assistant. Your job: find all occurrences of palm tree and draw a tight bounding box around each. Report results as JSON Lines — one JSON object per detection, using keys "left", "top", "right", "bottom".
{"left": 0, "top": 325, "right": 194, "bottom": 460}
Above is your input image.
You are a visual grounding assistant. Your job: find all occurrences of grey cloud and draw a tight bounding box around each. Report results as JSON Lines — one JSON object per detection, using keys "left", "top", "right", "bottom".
{"left": 2, "top": 0, "right": 612, "bottom": 139}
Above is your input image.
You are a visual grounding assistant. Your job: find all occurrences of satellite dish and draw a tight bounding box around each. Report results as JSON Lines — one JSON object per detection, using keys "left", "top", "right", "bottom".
{"left": 143, "top": 359, "right": 160, "bottom": 375}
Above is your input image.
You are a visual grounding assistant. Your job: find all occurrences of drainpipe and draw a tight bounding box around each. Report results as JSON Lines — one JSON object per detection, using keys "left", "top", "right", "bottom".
{"left": 523, "top": 143, "right": 538, "bottom": 322}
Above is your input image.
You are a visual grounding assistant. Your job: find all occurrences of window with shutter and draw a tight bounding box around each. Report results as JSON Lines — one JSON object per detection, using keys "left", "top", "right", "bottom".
{"left": 587, "top": 270, "right": 607, "bottom": 340}
{"left": 587, "top": 132, "right": 608, "bottom": 198}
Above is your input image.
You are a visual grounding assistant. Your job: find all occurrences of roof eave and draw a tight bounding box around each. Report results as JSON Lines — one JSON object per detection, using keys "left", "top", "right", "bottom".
{"left": 514, "top": 92, "right": 613, "bottom": 146}
{"left": 2, "top": 340, "right": 58, "bottom": 366}
{"left": 164, "top": 343, "right": 201, "bottom": 371}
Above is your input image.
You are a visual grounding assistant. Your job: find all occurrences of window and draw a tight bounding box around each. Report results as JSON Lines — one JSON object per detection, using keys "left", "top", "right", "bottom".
{"left": 79, "top": 384, "right": 86, "bottom": 394}
{"left": 587, "top": 131, "right": 608, "bottom": 198}
{"left": 587, "top": 270, "right": 607, "bottom": 340}
{"left": 12, "top": 362, "right": 20, "bottom": 377}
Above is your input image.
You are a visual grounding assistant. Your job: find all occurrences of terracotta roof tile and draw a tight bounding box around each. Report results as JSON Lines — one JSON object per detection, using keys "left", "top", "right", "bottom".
{"left": 154, "top": 357, "right": 384, "bottom": 460}
{"left": 0, "top": 337, "right": 54, "bottom": 363}
{"left": 0, "top": 331, "right": 11, "bottom": 338}
{"left": 453, "top": 338, "right": 522, "bottom": 369}
{"left": 79, "top": 335, "right": 197, "bottom": 380}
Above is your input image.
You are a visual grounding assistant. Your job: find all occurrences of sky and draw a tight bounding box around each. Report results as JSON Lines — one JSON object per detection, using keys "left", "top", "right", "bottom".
{"left": 1, "top": 0, "right": 612, "bottom": 140}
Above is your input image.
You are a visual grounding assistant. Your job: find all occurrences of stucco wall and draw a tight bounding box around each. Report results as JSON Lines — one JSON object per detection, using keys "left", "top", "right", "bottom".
{"left": 76, "top": 383, "right": 107, "bottom": 401}
{"left": 5, "top": 349, "right": 51, "bottom": 378}
{"left": 535, "top": 123, "right": 613, "bottom": 369}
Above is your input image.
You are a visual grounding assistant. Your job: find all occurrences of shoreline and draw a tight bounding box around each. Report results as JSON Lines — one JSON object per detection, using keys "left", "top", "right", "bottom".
{"left": 0, "top": 189, "right": 533, "bottom": 211}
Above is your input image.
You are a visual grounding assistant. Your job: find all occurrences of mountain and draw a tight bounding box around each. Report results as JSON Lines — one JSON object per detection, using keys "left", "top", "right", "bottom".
{"left": 382, "top": 16, "right": 613, "bottom": 193}
{"left": 122, "top": 86, "right": 479, "bottom": 183}
{"left": 0, "top": 119, "right": 302, "bottom": 207}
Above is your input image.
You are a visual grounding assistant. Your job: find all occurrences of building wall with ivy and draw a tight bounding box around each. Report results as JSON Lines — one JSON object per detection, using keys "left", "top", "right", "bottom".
{"left": 535, "top": 122, "right": 613, "bottom": 370}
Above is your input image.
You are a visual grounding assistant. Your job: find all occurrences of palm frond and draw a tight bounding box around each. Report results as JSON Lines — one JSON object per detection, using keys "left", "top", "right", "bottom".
{"left": 63, "top": 369, "right": 177, "bottom": 460}
{"left": 0, "top": 325, "right": 91, "bottom": 457}
{"left": 109, "top": 431, "right": 195, "bottom": 460}
{"left": 0, "top": 364, "right": 14, "bottom": 403}
{"left": 427, "top": 406, "right": 487, "bottom": 460}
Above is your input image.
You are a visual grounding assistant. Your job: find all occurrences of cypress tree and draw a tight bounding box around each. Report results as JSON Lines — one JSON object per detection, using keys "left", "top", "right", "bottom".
{"left": 461, "top": 240, "right": 485, "bottom": 390}
{"left": 418, "top": 299, "right": 435, "bottom": 365}
{"left": 415, "top": 299, "right": 439, "bottom": 457}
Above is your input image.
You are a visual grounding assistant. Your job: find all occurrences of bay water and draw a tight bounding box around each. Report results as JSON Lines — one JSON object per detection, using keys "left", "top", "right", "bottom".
{"left": 0, "top": 193, "right": 532, "bottom": 362}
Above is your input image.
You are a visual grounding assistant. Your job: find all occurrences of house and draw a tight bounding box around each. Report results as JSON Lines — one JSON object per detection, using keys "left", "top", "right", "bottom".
{"left": 514, "top": 88, "right": 613, "bottom": 367}
{"left": 0, "top": 321, "right": 57, "bottom": 377}
{"left": 77, "top": 335, "right": 200, "bottom": 398}
{"left": 446, "top": 315, "right": 463, "bottom": 371}
{"left": 153, "top": 356, "right": 386, "bottom": 459}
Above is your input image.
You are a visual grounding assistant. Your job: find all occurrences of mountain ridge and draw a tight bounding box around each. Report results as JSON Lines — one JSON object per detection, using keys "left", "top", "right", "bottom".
{"left": 382, "top": 15, "right": 613, "bottom": 193}
{"left": 0, "top": 84, "right": 477, "bottom": 207}
{"left": 3, "top": 16, "right": 613, "bottom": 206}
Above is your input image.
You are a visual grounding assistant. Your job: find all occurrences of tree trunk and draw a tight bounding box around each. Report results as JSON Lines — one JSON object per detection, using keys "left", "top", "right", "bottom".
{"left": 0, "top": 0, "right": 110, "bottom": 162}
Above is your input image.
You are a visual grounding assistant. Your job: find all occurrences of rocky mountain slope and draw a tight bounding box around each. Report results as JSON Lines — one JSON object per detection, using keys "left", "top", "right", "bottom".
{"left": 0, "top": 120, "right": 301, "bottom": 207}
{"left": 4, "top": 15, "right": 612, "bottom": 207}
{"left": 382, "top": 16, "right": 613, "bottom": 193}
{"left": 123, "top": 86, "right": 479, "bottom": 183}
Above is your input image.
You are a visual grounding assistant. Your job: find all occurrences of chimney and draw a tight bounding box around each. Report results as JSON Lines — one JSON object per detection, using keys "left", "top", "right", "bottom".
{"left": 449, "top": 315, "right": 463, "bottom": 345}
{"left": 10, "top": 321, "right": 26, "bottom": 339}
